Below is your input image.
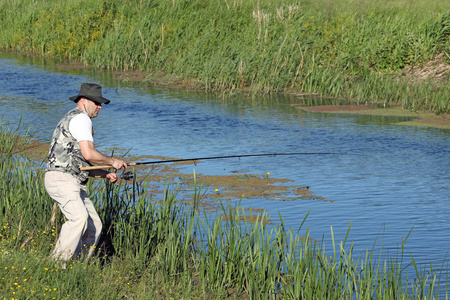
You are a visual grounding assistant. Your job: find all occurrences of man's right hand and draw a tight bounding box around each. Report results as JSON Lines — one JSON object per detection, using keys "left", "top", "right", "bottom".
{"left": 111, "top": 157, "right": 128, "bottom": 170}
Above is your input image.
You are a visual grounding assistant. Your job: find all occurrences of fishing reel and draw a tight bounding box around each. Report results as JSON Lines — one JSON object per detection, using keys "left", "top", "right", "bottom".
{"left": 120, "top": 171, "right": 134, "bottom": 181}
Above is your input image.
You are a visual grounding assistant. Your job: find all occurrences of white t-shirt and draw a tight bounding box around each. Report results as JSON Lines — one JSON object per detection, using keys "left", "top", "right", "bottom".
{"left": 69, "top": 113, "right": 94, "bottom": 142}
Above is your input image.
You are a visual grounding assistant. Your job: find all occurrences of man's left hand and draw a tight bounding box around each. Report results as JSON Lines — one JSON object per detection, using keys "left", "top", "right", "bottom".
{"left": 106, "top": 172, "right": 118, "bottom": 183}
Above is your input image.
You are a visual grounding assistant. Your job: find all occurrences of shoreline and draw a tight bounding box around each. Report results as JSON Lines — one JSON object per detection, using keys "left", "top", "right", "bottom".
{"left": 54, "top": 63, "right": 450, "bottom": 130}
{"left": 0, "top": 51, "right": 446, "bottom": 130}
{"left": 111, "top": 67, "right": 450, "bottom": 130}
{"left": 294, "top": 104, "right": 450, "bottom": 130}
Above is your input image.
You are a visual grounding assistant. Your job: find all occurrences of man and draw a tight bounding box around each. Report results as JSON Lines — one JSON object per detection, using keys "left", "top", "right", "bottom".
{"left": 45, "top": 83, "right": 127, "bottom": 264}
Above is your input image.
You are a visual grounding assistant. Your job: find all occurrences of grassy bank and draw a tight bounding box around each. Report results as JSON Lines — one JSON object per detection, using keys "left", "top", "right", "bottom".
{"left": 0, "top": 0, "right": 449, "bottom": 113}
{"left": 1, "top": 123, "right": 448, "bottom": 299}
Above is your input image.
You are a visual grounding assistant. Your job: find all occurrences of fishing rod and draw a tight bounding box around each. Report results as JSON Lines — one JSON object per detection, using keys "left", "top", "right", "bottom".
{"left": 80, "top": 152, "right": 356, "bottom": 172}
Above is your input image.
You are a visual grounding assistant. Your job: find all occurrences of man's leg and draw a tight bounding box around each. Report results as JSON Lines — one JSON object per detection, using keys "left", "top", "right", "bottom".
{"left": 79, "top": 188, "right": 102, "bottom": 259}
{"left": 45, "top": 172, "right": 89, "bottom": 262}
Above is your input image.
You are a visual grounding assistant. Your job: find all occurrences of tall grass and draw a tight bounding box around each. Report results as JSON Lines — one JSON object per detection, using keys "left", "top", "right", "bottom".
{"left": 1, "top": 122, "right": 448, "bottom": 298}
{"left": 0, "top": 0, "right": 448, "bottom": 113}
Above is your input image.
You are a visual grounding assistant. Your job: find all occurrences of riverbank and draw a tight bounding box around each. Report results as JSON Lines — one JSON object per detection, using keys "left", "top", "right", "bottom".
{"left": 1, "top": 0, "right": 449, "bottom": 113}
{"left": 114, "top": 68, "right": 450, "bottom": 130}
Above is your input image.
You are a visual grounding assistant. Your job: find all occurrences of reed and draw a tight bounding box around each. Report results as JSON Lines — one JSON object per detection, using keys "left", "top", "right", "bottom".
{"left": 0, "top": 123, "right": 448, "bottom": 298}
{"left": 0, "top": 0, "right": 448, "bottom": 113}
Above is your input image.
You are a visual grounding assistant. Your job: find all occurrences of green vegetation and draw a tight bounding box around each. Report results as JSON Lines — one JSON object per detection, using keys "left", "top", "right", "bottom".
{"left": 0, "top": 0, "right": 449, "bottom": 113}
{"left": 1, "top": 122, "right": 448, "bottom": 299}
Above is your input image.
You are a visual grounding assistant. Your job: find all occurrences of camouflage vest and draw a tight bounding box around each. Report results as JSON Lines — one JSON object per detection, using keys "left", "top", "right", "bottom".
{"left": 45, "top": 107, "right": 92, "bottom": 183}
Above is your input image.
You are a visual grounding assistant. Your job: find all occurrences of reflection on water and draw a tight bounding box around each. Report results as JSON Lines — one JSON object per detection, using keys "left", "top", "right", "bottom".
{"left": 1, "top": 52, "right": 449, "bottom": 279}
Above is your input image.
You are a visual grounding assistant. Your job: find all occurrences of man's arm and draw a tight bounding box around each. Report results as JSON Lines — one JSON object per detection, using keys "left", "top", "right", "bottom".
{"left": 79, "top": 140, "right": 127, "bottom": 170}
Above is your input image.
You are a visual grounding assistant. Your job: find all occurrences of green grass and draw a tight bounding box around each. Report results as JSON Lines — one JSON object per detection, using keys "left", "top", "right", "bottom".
{"left": 1, "top": 122, "right": 448, "bottom": 299}
{"left": 0, "top": 0, "right": 449, "bottom": 113}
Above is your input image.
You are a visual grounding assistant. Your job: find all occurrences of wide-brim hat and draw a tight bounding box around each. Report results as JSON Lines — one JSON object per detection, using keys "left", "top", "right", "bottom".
{"left": 69, "top": 83, "right": 111, "bottom": 104}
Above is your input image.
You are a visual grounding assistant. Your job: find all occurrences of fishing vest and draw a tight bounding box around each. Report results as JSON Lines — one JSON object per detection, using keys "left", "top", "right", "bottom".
{"left": 45, "top": 107, "right": 92, "bottom": 183}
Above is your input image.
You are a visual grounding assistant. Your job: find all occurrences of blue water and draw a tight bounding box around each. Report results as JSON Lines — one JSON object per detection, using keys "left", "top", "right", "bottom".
{"left": 1, "top": 52, "right": 449, "bottom": 286}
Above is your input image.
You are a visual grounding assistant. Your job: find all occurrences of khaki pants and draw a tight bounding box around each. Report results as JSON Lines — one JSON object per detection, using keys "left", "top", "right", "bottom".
{"left": 45, "top": 171, "right": 102, "bottom": 262}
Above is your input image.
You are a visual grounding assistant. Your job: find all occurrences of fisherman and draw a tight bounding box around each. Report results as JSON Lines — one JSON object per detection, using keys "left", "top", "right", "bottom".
{"left": 44, "top": 83, "right": 127, "bottom": 265}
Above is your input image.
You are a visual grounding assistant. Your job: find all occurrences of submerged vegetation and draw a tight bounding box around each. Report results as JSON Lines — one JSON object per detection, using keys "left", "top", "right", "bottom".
{"left": 1, "top": 123, "right": 448, "bottom": 299}
{"left": 0, "top": 0, "right": 449, "bottom": 113}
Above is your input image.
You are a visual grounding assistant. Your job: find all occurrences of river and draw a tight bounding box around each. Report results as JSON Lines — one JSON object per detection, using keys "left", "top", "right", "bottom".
{"left": 1, "top": 51, "right": 449, "bottom": 282}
